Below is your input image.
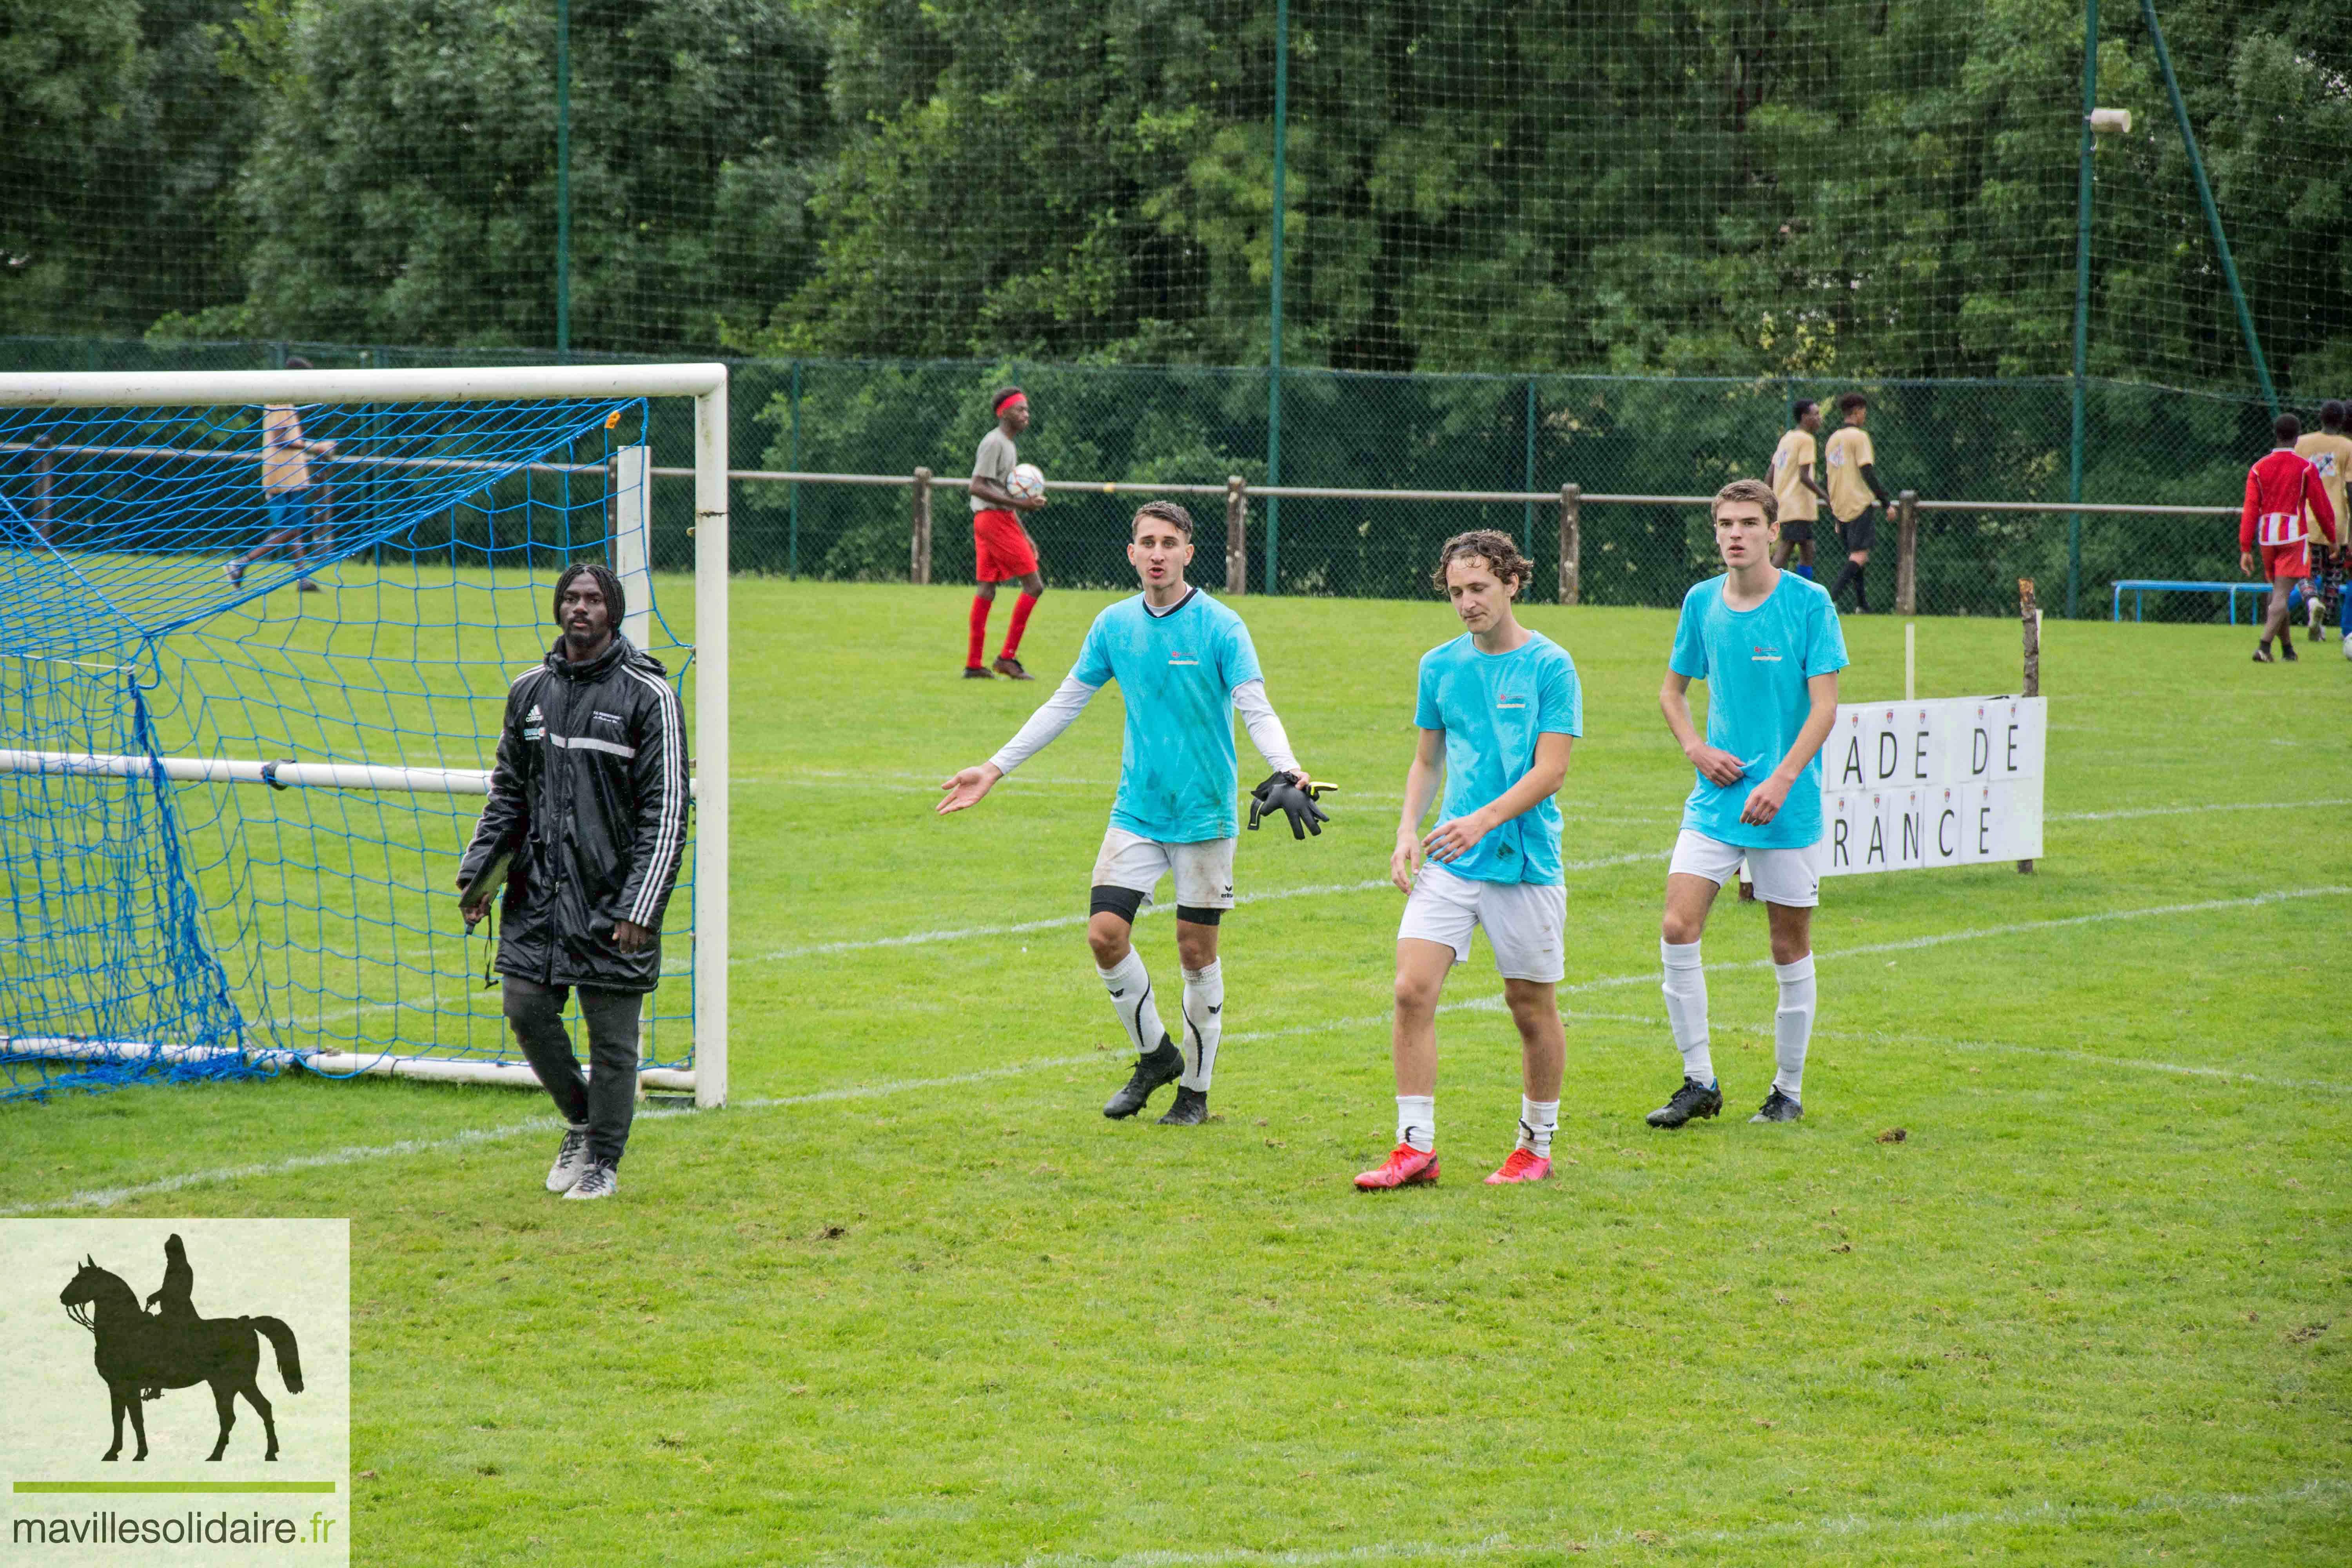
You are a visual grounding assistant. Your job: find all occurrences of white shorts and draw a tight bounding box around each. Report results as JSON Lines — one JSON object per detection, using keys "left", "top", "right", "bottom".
{"left": 1397, "top": 860, "right": 1566, "bottom": 983}
{"left": 1091, "top": 826, "right": 1236, "bottom": 913}
{"left": 1669, "top": 829, "right": 1821, "bottom": 908}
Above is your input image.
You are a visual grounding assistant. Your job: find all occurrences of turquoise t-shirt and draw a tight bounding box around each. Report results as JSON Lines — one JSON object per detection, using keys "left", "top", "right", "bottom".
{"left": 1412, "top": 630, "right": 1583, "bottom": 885}
{"left": 1668, "top": 572, "right": 1849, "bottom": 849}
{"left": 1072, "top": 588, "right": 1262, "bottom": 843}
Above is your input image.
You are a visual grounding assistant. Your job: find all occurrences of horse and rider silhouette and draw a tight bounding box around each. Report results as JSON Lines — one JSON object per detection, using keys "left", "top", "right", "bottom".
{"left": 58, "top": 1237, "right": 303, "bottom": 1463}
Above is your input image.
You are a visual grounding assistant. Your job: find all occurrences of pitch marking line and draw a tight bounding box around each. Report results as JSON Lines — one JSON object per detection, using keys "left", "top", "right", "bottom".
{"left": 11, "top": 887, "right": 2339, "bottom": 1216}
{"left": 957, "top": 1479, "right": 2347, "bottom": 1568}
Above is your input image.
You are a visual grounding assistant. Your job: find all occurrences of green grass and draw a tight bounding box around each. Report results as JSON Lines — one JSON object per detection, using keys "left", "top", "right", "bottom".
{"left": 5, "top": 582, "right": 2348, "bottom": 1565}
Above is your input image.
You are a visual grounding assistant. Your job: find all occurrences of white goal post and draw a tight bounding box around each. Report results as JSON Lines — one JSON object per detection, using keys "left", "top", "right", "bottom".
{"left": 0, "top": 364, "right": 731, "bottom": 1107}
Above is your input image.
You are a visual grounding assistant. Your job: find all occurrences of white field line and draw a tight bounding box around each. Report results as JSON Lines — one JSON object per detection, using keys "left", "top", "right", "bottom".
{"left": 957, "top": 1479, "right": 2348, "bottom": 1568}
{"left": 14, "top": 885, "right": 2343, "bottom": 1216}
{"left": 751, "top": 852, "right": 1667, "bottom": 963}
{"left": 2, "top": 1056, "right": 1104, "bottom": 1216}
{"left": 1551, "top": 1009, "right": 2352, "bottom": 1097}
{"left": 2050, "top": 797, "right": 2352, "bottom": 822}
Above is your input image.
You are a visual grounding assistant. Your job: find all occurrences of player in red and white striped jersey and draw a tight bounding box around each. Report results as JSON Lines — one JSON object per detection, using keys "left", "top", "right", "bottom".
{"left": 2239, "top": 413, "right": 2337, "bottom": 663}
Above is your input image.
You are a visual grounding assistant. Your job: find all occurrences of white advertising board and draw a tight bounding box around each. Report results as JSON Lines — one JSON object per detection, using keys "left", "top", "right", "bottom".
{"left": 1816, "top": 695, "right": 2045, "bottom": 877}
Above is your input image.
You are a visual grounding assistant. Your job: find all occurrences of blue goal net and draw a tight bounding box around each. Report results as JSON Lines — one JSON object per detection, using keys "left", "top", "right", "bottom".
{"left": 0, "top": 388, "right": 699, "bottom": 1101}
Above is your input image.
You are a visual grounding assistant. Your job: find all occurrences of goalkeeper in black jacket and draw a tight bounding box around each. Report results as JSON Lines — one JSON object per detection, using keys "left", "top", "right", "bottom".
{"left": 459, "top": 563, "right": 689, "bottom": 1201}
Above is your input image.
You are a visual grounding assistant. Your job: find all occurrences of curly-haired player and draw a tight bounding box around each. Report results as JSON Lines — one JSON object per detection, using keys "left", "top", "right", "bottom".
{"left": 1357, "top": 531, "right": 1583, "bottom": 1190}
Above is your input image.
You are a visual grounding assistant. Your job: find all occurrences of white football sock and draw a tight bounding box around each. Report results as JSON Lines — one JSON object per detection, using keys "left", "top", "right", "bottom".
{"left": 1517, "top": 1098, "right": 1559, "bottom": 1158}
{"left": 1179, "top": 962, "right": 1223, "bottom": 1092}
{"left": 1773, "top": 955, "right": 1816, "bottom": 1100}
{"left": 1396, "top": 1094, "right": 1435, "bottom": 1153}
{"left": 1661, "top": 938, "right": 1713, "bottom": 1083}
{"left": 1097, "top": 951, "right": 1169, "bottom": 1059}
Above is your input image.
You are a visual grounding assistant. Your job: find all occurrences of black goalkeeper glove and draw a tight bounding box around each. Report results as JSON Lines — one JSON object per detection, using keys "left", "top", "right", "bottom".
{"left": 1249, "top": 771, "right": 1332, "bottom": 839}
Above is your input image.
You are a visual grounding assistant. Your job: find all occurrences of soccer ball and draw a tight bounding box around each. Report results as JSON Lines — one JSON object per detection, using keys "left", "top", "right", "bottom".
{"left": 1005, "top": 463, "right": 1045, "bottom": 501}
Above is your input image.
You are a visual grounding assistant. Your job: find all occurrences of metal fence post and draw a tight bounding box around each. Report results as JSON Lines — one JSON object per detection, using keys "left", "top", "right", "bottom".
{"left": 1558, "top": 484, "right": 1580, "bottom": 605}
{"left": 1225, "top": 476, "right": 1248, "bottom": 596}
{"left": 910, "top": 467, "right": 932, "bottom": 586}
{"left": 787, "top": 359, "right": 802, "bottom": 578}
{"left": 1895, "top": 489, "right": 1919, "bottom": 615}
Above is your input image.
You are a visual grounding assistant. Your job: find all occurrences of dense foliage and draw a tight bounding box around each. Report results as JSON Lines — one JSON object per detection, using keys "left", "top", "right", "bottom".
{"left": 1, "top": 1, "right": 2345, "bottom": 388}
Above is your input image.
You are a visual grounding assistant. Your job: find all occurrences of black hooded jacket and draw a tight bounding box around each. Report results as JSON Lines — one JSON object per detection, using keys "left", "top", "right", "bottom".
{"left": 459, "top": 634, "right": 689, "bottom": 993}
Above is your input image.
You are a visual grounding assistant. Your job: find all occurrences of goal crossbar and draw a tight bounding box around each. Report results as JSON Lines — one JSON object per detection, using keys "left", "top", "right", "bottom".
{"left": 0, "top": 364, "right": 731, "bottom": 1107}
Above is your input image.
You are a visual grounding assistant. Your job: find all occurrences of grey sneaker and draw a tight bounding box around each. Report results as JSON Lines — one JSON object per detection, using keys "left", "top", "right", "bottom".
{"left": 1750, "top": 1088, "right": 1804, "bottom": 1123}
{"left": 1645, "top": 1076, "right": 1724, "bottom": 1129}
{"left": 563, "top": 1159, "right": 618, "bottom": 1201}
{"left": 545, "top": 1124, "right": 592, "bottom": 1192}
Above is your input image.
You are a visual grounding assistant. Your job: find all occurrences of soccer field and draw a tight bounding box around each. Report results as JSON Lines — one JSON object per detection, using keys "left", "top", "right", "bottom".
{"left": 5, "top": 581, "right": 2348, "bottom": 1565}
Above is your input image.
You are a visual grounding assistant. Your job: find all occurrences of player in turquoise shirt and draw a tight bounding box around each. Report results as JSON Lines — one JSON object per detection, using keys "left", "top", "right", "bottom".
{"left": 1412, "top": 628, "right": 1583, "bottom": 884}
{"left": 939, "top": 502, "right": 1318, "bottom": 1130}
{"left": 1358, "top": 531, "right": 1581, "bottom": 1194}
{"left": 1069, "top": 580, "right": 1260, "bottom": 842}
{"left": 1648, "top": 479, "right": 1846, "bottom": 1134}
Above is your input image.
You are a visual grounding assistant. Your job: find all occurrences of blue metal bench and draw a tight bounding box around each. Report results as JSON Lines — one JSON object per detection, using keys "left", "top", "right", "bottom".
{"left": 2111, "top": 579, "right": 2275, "bottom": 624}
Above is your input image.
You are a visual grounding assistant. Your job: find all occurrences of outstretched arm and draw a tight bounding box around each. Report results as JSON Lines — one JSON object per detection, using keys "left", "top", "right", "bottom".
{"left": 1737, "top": 671, "right": 1840, "bottom": 826}
{"left": 1231, "top": 678, "right": 1303, "bottom": 780}
{"left": 938, "top": 675, "right": 1102, "bottom": 813}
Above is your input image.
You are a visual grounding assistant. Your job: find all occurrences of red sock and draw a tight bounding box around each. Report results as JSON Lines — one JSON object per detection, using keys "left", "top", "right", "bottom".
{"left": 1002, "top": 592, "right": 1040, "bottom": 659}
{"left": 967, "top": 595, "right": 992, "bottom": 669}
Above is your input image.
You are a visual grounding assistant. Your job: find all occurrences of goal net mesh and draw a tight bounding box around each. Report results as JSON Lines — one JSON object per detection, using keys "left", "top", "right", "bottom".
{"left": 0, "top": 393, "right": 697, "bottom": 1100}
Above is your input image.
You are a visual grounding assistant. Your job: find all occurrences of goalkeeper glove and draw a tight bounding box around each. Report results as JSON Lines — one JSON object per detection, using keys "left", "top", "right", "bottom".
{"left": 1249, "top": 771, "right": 1332, "bottom": 839}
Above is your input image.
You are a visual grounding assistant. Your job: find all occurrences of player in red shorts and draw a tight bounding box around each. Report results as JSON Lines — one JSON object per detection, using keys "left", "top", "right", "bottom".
{"left": 965, "top": 387, "right": 1049, "bottom": 680}
{"left": 2240, "top": 413, "right": 2337, "bottom": 664}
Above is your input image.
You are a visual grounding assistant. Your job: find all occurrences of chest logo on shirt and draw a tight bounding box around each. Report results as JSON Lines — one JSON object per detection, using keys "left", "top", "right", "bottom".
{"left": 1166, "top": 652, "right": 1200, "bottom": 667}
{"left": 593, "top": 710, "right": 625, "bottom": 730}
{"left": 523, "top": 702, "right": 544, "bottom": 741}
{"left": 1750, "top": 644, "right": 1784, "bottom": 663}
{"left": 1494, "top": 692, "right": 1527, "bottom": 710}
{"left": 2316, "top": 453, "right": 2340, "bottom": 478}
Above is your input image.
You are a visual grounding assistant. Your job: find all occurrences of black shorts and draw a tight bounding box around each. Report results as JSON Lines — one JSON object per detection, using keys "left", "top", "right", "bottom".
{"left": 1779, "top": 518, "right": 1814, "bottom": 545}
{"left": 1838, "top": 509, "right": 1877, "bottom": 552}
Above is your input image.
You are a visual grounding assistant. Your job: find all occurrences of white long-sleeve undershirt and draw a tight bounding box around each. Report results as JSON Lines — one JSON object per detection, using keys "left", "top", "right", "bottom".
{"left": 1231, "top": 678, "right": 1300, "bottom": 777}
{"left": 986, "top": 676, "right": 1300, "bottom": 780}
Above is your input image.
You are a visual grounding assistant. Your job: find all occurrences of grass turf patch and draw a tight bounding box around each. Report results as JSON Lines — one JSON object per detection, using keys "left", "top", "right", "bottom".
{"left": 5, "top": 582, "right": 2348, "bottom": 1564}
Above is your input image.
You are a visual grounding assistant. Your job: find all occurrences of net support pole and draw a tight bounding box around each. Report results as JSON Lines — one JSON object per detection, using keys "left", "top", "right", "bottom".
{"left": 612, "top": 444, "right": 653, "bottom": 648}
{"left": 910, "top": 467, "right": 933, "bottom": 586}
{"left": 1895, "top": 490, "right": 1919, "bottom": 615}
{"left": 2068, "top": 0, "right": 2098, "bottom": 621}
{"left": 554, "top": 0, "right": 572, "bottom": 359}
{"left": 1558, "top": 485, "right": 1580, "bottom": 605}
{"left": 2138, "top": 0, "right": 2278, "bottom": 416}
{"left": 694, "top": 374, "right": 731, "bottom": 1108}
{"left": 2018, "top": 577, "right": 2040, "bottom": 875}
{"left": 787, "top": 359, "right": 802, "bottom": 578}
{"left": 1225, "top": 475, "right": 1248, "bottom": 595}
{"left": 1263, "top": 0, "right": 1288, "bottom": 596}
{"left": 1522, "top": 378, "right": 1537, "bottom": 545}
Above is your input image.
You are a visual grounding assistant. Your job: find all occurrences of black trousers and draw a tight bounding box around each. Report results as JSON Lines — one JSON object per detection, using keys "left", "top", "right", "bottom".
{"left": 503, "top": 976, "right": 643, "bottom": 1166}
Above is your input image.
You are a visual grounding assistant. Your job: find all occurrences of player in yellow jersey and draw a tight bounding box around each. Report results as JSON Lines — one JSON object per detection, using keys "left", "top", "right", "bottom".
{"left": 2293, "top": 400, "right": 2351, "bottom": 645}
{"left": 1821, "top": 393, "right": 1892, "bottom": 614}
{"left": 1768, "top": 399, "right": 1829, "bottom": 579}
